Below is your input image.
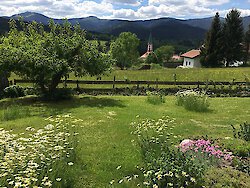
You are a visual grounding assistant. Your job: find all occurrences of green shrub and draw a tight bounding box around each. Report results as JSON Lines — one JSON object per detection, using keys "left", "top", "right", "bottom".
{"left": 24, "top": 87, "right": 38, "bottom": 96}
{"left": 204, "top": 167, "right": 250, "bottom": 188}
{"left": 4, "top": 85, "right": 25, "bottom": 98}
{"left": 146, "top": 91, "right": 165, "bottom": 105}
{"left": 151, "top": 63, "right": 163, "bottom": 70}
{"left": 231, "top": 122, "right": 250, "bottom": 142}
{"left": 176, "top": 90, "right": 210, "bottom": 112}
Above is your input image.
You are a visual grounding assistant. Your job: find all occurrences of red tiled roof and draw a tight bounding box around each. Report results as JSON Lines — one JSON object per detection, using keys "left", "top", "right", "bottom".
{"left": 140, "top": 52, "right": 151, "bottom": 59}
{"left": 172, "top": 55, "right": 182, "bottom": 60}
{"left": 181, "top": 50, "right": 200, "bottom": 58}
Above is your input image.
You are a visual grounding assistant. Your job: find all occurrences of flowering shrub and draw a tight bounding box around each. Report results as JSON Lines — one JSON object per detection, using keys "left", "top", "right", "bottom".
{"left": 176, "top": 90, "right": 209, "bottom": 112}
{"left": 179, "top": 139, "right": 233, "bottom": 166}
{"left": 130, "top": 117, "right": 206, "bottom": 188}
{"left": 0, "top": 114, "right": 80, "bottom": 187}
{"left": 146, "top": 91, "right": 165, "bottom": 105}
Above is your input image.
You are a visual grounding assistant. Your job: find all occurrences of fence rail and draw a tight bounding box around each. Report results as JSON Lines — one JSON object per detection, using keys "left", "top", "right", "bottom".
{"left": 12, "top": 78, "right": 249, "bottom": 89}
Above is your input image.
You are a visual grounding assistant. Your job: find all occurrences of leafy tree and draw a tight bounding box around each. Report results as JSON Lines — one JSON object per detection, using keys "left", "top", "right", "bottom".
{"left": 201, "top": 12, "right": 223, "bottom": 67}
{"left": 145, "top": 52, "right": 159, "bottom": 64}
{"left": 155, "top": 45, "right": 174, "bottom": 65}
{"left": 223, "top": 9, "right": 244, "bottom": 66}
{"left": 0, "top": 19, "right": 113, "bottom": 95}
{"left": 110, "top": 32, "right": 140, "bottom": 69}
{"left": 245, "top": 24, "right": 250, "bottom": 62}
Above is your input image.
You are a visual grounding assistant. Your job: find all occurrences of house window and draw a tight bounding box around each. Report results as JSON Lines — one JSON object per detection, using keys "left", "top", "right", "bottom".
{"left": 186, "top": 61, "right": 188, "bottom": 66}
{"left": 189, "top": 62, "right": 191, "bottom": 65}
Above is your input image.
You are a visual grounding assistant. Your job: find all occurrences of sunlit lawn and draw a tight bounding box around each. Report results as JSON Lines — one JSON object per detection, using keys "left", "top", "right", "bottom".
{"left": 0, "top": 96, "right": 249, "bottom": 187}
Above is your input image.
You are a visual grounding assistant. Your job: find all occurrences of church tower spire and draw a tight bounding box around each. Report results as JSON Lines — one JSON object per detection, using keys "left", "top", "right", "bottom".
{"left": 147, "top": 32, "right": 153, "bottom": 52}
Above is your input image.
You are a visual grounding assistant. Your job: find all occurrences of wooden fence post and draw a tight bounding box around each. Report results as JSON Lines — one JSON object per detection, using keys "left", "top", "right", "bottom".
{"left": 76, "top": 80, "right": 79, "bottom": 89}
{"left": 113, "top": 76, "right": 116, "bottom": 89}
{"left": 173, "top": 73, "right": 177, "bottom": 86}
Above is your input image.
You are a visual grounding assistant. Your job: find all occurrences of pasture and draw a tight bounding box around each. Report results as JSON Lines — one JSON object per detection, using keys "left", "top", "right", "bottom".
{"left": 10, "top": 67, "right": 250, "bottom": 82}
{"left": 0, "top": 95, "right": 249, "bottom": 187}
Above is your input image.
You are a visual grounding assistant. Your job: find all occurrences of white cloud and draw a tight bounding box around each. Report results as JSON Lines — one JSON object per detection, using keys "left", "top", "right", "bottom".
{"left": 0, "top": 0, "right": 249, "bottom": 20}
{"left": 110, "top": 4, "right": 215, "bottom": 20}
{"left": 0, "top": 0, "right": 114, "bottom": 18}
{"left": 148, "top": 0, "right": 230, "bottom": 7}
{"left": 103, "top": 0, "right": 142, "bottom": 6}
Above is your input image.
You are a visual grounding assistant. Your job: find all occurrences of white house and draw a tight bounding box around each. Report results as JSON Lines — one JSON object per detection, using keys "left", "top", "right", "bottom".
{"left": 181, "top": 50, "right": 201, "bottom": 68}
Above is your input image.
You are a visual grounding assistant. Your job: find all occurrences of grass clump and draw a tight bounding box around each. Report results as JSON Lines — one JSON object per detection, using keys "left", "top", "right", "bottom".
{"left": 146, "top": 91, "right": 165, "bottom": 105}
{"left": 176, "top": 90, "right": 210, "bottom": 112}
{"left": 0, "top": 105, "right": 31, "bottom": 121}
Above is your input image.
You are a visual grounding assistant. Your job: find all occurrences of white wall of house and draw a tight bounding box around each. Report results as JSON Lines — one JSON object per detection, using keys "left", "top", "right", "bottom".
{"left": 183, "top": 57, "right": 201, "bottom": 68}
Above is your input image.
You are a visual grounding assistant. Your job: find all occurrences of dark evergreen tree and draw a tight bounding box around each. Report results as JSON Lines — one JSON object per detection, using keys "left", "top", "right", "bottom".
{"left": 223, "top": 9, "right": 244, "bottom": 66}
{"left": 245, "top": 24, "right": 250, "bottom": 62}
{"left": 201, "top": 12, "right": 223, "bottom": 67}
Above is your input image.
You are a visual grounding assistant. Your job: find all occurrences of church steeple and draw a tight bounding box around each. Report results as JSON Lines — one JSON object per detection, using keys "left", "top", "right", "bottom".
{"left": 147, "top": 33, "right": 153, "bottom": 52}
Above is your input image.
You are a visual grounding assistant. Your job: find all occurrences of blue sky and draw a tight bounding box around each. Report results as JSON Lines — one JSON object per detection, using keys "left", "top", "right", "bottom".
{"left": 0, "top": 0, "right": 250, "bottom": 20}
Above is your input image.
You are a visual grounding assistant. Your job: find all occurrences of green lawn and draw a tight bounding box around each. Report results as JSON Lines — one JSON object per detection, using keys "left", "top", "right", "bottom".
{"left": 0, "top": 96, "right": 249, "bottom": 187}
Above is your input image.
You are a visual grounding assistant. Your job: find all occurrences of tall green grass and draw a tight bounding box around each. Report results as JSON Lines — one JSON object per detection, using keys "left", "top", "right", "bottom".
{"left": 10, "top": 68, "right": 250, "bottom": 83}
{"left": 176, "top": 90, "right": 210, "bottom": 112}
{"left": 0, "top": 105, "right": 31, "bottom": 121}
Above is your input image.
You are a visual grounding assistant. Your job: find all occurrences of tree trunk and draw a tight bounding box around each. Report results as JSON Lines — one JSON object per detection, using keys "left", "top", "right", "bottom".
{"left": 49, "top": 72, "right": 63, "bottom": 93}
{"left": 0, "top": 72, "right": 9, "bottom": 96}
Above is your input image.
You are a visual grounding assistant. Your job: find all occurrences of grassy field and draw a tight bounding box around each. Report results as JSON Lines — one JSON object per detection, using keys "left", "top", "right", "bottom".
{"left": 0, "top": 95, "right": 249, "bottom": 187}
{"left": 10, "top": 67, "right": 250, "bottom": 82}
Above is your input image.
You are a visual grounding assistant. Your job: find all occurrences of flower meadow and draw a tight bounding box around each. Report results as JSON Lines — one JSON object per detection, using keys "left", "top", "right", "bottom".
{"left": 0, "top": 114, "right": 81, "bottom": 187}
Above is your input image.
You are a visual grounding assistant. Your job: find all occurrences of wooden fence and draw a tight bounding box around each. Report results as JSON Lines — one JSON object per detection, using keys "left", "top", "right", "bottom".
{"left": 11, "top": 77, "right": 249, "bottom": 90}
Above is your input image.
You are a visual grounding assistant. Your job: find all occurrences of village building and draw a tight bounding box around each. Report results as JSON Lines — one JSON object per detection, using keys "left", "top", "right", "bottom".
{"left": 181, "top": 49, "right": 201, "bottom": 68}
{"left": 172, "top": 54, "right": 182, "bottom": 61}
{"left": 140, "top": 33, "right": 153, "bottom": 60}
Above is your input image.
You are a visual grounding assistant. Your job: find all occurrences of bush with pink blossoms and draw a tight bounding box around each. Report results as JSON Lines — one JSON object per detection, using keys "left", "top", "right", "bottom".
{"left": 179, "top": 139, "right": 233, "bottom": 166}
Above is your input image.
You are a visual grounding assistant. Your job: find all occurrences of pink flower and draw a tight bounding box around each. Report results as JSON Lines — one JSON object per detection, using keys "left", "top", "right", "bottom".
{"left": 180, "top": 139, "right": 233, "bottom": 161}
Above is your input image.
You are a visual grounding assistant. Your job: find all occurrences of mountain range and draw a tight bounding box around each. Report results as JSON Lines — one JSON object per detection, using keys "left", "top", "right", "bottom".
{"left": 1, "top": 12, "right": 250, "bottom": 50}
